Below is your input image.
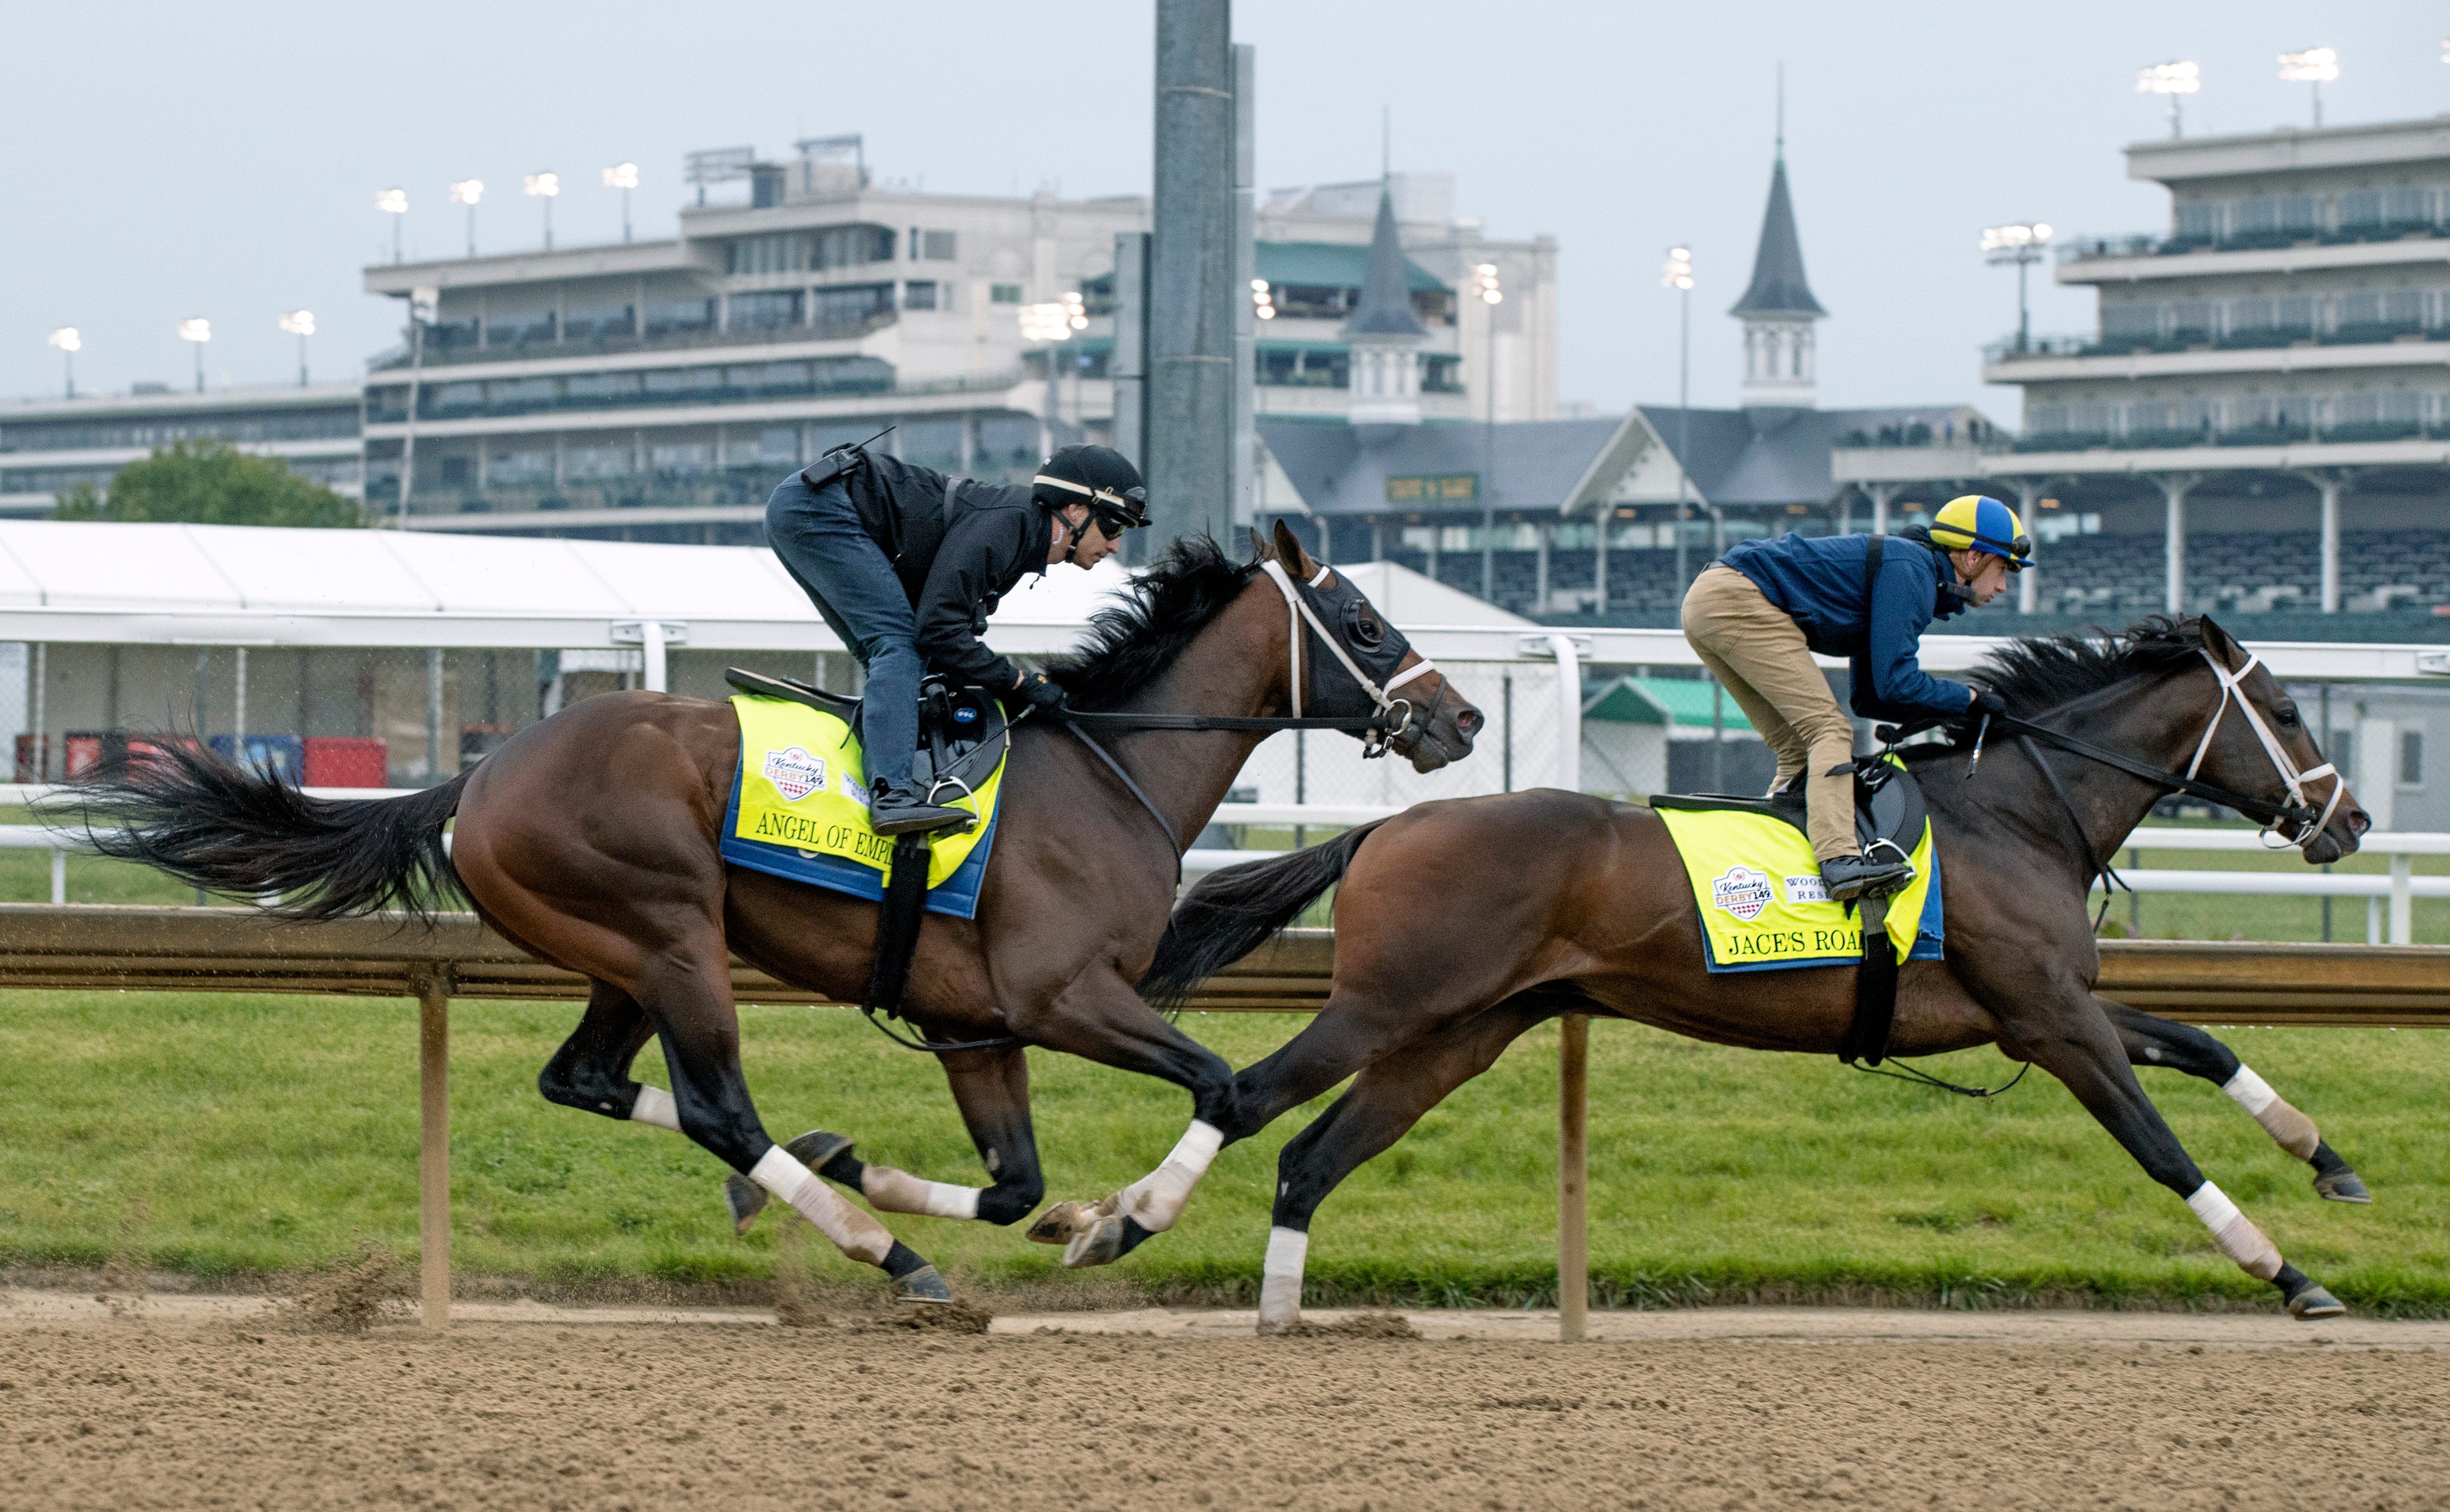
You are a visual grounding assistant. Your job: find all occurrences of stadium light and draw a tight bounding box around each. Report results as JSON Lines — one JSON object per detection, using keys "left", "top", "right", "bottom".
{"left": 1660, "top": 248, "right": 1693, "bottom": 291}
{"left": 2136, "top": 60, "right": 2201, "bottom": 139}
{"left": 2278, "top": 47, "right": 2338, "bottom": 127}
{"left": 47, "top": 327, "right": 80, "bottom": 399}
{"left": 449, "top": 178, "right": 484, "bottom": 258}
{"left": 377, "top": 187, "right": 408, "bottom": 263}
{"left": 1017, "top": 291, "right": 1087, "bottom": 342}
{"left": 1250, "top": 277, "right": 1275, "bottom": 320}
{"left": 1982, "top": 224, "right": 2054, "bottom": 354}
{"left": 1474, "top": 261, "right": 1504, "bottom": 304}
{"left": 603, "top": 162, "right": 640, "bottom": 242}
{"left": 177, "top": 317, "right": 211, "bottom": 394}
{"left": 524, "top": 171, "right": 561, "bottom": 250}
{"left": 278, "top": 309, "right": 315, "bottom": 387}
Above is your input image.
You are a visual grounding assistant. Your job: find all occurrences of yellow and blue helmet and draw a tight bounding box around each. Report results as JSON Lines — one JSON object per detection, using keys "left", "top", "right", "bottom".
{"left": 1929, "top": 495, "right": 2031, "bottom": 572}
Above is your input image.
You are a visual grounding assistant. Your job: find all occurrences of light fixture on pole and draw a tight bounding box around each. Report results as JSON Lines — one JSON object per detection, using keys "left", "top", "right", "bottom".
{"left": 524, "top": 172, "right": 561, "bottom": 249}
{"left": 1661, "top": 246, "right": 1695, "bottom": 594}
{"left": 1472, "top": 263, "right": 1503, "bottom": 601}
{"left": 47, "top": 327, "right": 80, "bottom": 400}
{"left": 177, "top": 317, "right": 212, "bottom": 393}
{"left": 2277, "top": 47, "right": 2338, "bottom": 128}
{"left": 377, "top": 187, "right": 408, "bottom": 263}
{"left": 448, "top": 179, "right": 483, "bottom": 257}
{"left": 2135, "top": 60, "right": 2200, "bottom": 139}
{"left": 603, "top": 162, "right": 639, "bottom": 243}
{"left": 1018, "top": 293, "right": 1089, "bottom": 431}
{"left": 278, "top": 310, "right": 315, "bottom": 387}
{"left": 1980, "top": 222, "right": 2054, "bottom": 354}
{"left": 1250, "top": 278, "right": 1275, "bottom": 320}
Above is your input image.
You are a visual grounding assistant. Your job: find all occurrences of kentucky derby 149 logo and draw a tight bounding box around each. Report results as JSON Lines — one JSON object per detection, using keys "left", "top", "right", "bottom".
{"left": 1710, "top": 865, "right": 1775, "bottom": 922}
{"left": 761, "top": 744, "right": 828, "bottom": 802}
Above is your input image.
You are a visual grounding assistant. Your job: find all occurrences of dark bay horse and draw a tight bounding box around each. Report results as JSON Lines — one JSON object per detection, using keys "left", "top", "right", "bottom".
{"left": 1138, "top": 615, "right": 2375, "bottom": 1326}
{"left": 68, "top": 525, "right": 1479, "bottom": 1300}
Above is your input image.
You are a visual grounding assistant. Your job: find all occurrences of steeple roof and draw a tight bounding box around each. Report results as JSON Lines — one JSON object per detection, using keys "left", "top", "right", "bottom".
{"left": 1342, "top": 186, "right": 1430, "bottom": 339}
{"left": 1728, "top": 157, "right": 1825, "bottom": 318}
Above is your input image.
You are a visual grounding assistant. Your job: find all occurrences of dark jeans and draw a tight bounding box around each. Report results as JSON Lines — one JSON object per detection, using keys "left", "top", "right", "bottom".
{"left": 765, "top": 475, "right": 921, "bottom": 792}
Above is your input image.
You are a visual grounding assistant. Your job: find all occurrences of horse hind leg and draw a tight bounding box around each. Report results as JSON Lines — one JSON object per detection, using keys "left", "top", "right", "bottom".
{"left": 2106, "top": 1004, "right": 2370, "bottom": 1203}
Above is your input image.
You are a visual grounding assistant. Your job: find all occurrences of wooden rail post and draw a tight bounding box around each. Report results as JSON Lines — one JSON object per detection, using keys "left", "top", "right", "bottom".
{"left": 414, "top": 966, "right": 454, "bottom": 1329}
{"left": 1558, "top": 1012, "right": 1589, "bottom": 1342}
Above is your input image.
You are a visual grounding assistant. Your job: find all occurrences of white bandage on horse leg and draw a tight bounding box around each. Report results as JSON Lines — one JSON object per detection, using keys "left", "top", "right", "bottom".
{"left": 2223, "top": 1066, "right": 2321, "bottom": 1161}
{"left": 860, "top": 1165, "right": 983, "bottom": 1220}
{"left": 2185, "top": 1180, "right": 2283, "bottom": 1281}
{"left": 629, "top": 1084, "right": 681, "bottom": 1132}
{"left": 1259, "top": 1226, "right": 1309, "bottom": 1328}
{"left": 1120, "top": 1120, "right": 1225, "bottom": 1233}
{"left": 750, "top": 1146, "right": 895, "bottom": 1266}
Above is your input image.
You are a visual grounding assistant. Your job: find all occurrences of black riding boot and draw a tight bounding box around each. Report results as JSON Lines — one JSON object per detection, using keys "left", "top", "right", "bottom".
{"left": 1820, "top": 851, "right": 1913, "bottom": 904}
{"left": 869, "top": 779, "right": 969, "bottom": 836}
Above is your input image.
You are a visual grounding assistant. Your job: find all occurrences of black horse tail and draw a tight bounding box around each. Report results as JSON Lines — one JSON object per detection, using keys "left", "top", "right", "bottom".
{"left": 50, "top": 741, "right": 471, "bottom": 922}
{"left": 1138, "top": 820, "right": 1384, "bottom": 1007}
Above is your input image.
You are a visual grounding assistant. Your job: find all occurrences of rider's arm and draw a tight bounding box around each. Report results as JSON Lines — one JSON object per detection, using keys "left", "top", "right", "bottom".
{"left": 912, "top": 505, "right": 1028, "bottom": 691}
{"left": 1854, "top": 547, "right": 1976, "bottom": 719}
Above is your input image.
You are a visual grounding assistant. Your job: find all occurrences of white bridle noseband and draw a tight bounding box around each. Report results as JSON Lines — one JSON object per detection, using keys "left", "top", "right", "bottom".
{"left": 2185, "top": 647, "right": 2346, "bottom": 850}
{"left": 1259, "top": 559, "right": 1439, "bottom": 748}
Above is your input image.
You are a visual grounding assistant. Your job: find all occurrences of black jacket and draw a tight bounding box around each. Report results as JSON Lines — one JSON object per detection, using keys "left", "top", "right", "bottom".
{"left": 829, "top": 451, "right": 1051, "bottom": 691}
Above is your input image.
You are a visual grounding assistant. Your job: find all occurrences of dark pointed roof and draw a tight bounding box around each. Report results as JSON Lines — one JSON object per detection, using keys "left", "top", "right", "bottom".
{"left": 1728, "top": 158, "right": 1825, "bottom": 318}
{"left": 1342, "top": 186, "right": 1430, "bottom": 339}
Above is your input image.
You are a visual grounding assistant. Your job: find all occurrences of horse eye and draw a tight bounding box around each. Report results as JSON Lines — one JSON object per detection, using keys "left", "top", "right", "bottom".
{"left": 2274, "top": 702, "right": 2300, "bottom": 728}
{"left": 1349, "top": 613, "right": 1384, "bottom": 648}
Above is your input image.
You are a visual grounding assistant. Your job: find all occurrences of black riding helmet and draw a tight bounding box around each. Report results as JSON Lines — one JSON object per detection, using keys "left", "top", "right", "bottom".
{"left": 1032, "top": 445, "right": 1150, "bottom": 545}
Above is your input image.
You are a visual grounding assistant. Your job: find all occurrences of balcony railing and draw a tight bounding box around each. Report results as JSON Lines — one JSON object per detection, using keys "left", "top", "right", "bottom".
{"left": 2058, "top": 222, "right": 2447, "bottom": 263}
{"left": 369, "top": 311, "right": 899, "bottom": 373}
{"left": 1986, "top": 325, "right": 2443, "bottom": 365}
{"left": 2012, "top": 420, "right": 2447, "bottom": 454}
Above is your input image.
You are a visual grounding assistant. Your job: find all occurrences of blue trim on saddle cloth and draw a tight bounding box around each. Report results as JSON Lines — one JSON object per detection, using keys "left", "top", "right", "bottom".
{"left": 1701, "top": 852, "right": 1945, "bottom": 974}
{"left": 718, "top": 757, "right": 1000, "bottom": 921}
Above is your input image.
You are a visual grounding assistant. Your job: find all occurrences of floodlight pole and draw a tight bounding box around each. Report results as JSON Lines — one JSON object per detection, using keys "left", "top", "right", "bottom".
{"left": 62, "top": 352, "right": 75, "bottom": 401}
{"left": 1674, "top": 280, "right": 1691, "bottom": 594}
{"left": 398, "top": 304, "right": 429, "bottom": 527}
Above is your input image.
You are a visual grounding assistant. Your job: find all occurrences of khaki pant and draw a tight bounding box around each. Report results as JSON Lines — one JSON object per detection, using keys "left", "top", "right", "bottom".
{"left": 1679, "top": 565, "right": 1859, "bottom": 863}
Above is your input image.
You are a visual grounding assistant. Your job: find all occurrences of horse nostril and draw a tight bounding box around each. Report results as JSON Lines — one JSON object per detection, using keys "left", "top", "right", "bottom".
{"left": 1454, "top": 708, "right": 1483, "bottom": 736}
{"left": 2348, "top": 808, "right": 2372, "bottom": 835}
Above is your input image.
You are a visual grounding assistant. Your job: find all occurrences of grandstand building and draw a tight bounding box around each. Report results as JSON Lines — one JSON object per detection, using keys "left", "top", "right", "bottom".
{"left": 0, "top": 383, "right": 365, "bottom": 516}
{"left": 1848, "top": 112, "right": 2450, "bottom": 626}
{"left": 359, "top": 139, "right": 1555, "bottom": 542}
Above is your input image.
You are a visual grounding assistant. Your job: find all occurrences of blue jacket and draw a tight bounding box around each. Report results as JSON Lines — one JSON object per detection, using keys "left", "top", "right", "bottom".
{"left": 1720, "top": 532, "right": 1975, "bottom": 722}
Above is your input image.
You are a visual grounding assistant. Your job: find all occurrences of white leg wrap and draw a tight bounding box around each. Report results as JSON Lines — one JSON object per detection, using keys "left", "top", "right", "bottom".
{"left": 1259, "top": 1226, "right": 1309, "bottom": 1329}
{"left": 751, "top": 1146, "right": 894, "bottom": 1266}
{"left": 860, "top": 1165, "right": 983, "bottom": 1220}
{"left": 1120, "top": 1120, "right": 1225, "bottom": 1234}
{"left": 628, "top": 1084, "right": 681, "bottom": 1133}
{"left": 2186, "top": 1180, "right": 2283, "bottom": 1281}
{"left": 2223, "top": 1066, "right": 2320, "bottom": 1160}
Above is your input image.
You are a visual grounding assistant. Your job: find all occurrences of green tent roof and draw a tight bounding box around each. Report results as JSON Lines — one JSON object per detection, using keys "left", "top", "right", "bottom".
{"left": 1582, "top": 676, "right": 1754, "bottom": 732}
{"left": 1258, "top": 240, "right": 1448, "bottom": 294}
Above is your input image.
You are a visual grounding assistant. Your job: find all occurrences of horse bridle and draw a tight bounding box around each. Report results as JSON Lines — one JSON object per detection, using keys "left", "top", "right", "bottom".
{"left": 1258, "top": 559, "right": 1444, "bottom": 760}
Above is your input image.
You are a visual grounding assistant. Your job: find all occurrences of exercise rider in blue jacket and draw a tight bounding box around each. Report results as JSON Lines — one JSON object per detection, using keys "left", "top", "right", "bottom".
{"left": 1680, "top": 494, "right": 2030, "bottom": 901}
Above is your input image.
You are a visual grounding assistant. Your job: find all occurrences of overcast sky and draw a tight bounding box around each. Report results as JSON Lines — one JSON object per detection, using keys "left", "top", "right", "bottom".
{"left": 5, "top": 2, "right": 2443, "bottom": 421}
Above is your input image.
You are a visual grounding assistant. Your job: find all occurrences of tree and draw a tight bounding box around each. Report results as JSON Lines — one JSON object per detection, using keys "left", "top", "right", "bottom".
{"left": 55, "top": 438, "right": 365, "bottom": 528}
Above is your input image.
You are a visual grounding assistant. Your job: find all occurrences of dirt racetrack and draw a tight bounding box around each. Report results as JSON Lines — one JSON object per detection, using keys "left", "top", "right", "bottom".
{"left": 8, "top": 1309, "right": 2448, "bottom": 1511}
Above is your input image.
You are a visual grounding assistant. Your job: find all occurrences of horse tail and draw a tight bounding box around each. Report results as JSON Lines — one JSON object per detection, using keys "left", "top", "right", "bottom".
{"left": 52, "top": 741, "right": 471, "bottom": 922}
{"left": 1138, "top": 820, "right": 1384, "bottom": 1007}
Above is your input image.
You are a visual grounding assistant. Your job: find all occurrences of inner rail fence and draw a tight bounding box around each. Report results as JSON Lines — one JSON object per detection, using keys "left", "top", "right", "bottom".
{"left": 0, "top": 903, "right": 2443, "bottom": 1342}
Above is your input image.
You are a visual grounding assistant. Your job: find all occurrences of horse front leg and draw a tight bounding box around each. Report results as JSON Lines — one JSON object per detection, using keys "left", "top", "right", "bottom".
{"left": 2005, "top": 988, "right": 2345, "bottom": 1319}
{"left": 723, "top": 1041, "right": 1048, "bottom": 1229}
{"left": 2104, "top": 1003, "right": 2370, "bottom": 1203}
{"left": 1008, "top": 967, "right": 1239, "bottom": 1269}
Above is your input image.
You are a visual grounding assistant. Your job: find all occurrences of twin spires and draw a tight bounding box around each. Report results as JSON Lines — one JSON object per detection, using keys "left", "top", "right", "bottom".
{"left": 1731, "top": 152, "right": 1825, "bottom": 412}
{"left": 1343, "top": 184, "right": 1427, "bottom": 426}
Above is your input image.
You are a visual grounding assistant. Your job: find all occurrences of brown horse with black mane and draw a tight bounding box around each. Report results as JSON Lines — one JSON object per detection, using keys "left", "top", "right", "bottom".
{"left": 1137, "top": 615, "right": 2376, "bottom": 1328}
{"left": 65, "top": 524, "right": 1480, "bottom": 1302}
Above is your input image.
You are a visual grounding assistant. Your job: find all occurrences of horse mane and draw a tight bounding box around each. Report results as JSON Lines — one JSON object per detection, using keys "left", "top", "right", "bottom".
{"left": 1969, "top": 614, "right": 2211, "bottom": 720}
{"left": 1045, "top": 534, "right": 1262, "bottom": 711}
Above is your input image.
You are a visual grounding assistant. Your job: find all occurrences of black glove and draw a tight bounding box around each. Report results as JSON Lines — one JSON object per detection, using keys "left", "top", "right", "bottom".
{"left": 1970, "top": 690, "right": 2009, "bottom": 718}
{"left": 1010, "top": 671, "right": 1069, "bottom": 717}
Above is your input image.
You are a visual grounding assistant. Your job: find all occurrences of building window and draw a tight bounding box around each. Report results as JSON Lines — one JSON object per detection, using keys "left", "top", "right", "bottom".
{"left": 564, "top": 372, "right": 643, "bottom": 405}
{"left": 727, "top": 233, "right": 810, "bottom": 276}
{"left": 919, "top": 230, "right": 956, "bottom": 260}
{"left": 991, "top": 283, "right": 1023, "bottom": 304}
{"left": 643, "top": 367, "right": 724, "bottom": 398}
{"left": 903, "top": 281, "right": 937, "bottom": 310}
{"left": 564, "top": 303, "right": 635, "bottom": 341}
{"left": 755, "top": 427, "right": 800, "bottom": 464}
{"left": 485, "top": 377, "right": 557, "bottom": 412}
{"left": 812, "top": 282, "right": 896, "bottom": 330}
{"left": 487, "top": 309, "right": 556, "bottom": 347}
{"left": 813, "top": 225, "right": 894, "bottom": 271}
{"left": 649, "top": 442, "right": 713, "bottom": 475}
{"left": 1423, "top": 354, "right": 1463, "bottom": 393}
{"left": 489, "top": 449, "right": 552, "bottom": 483}
{"left": 728, "top": 290, "right": 804, "bottom": 330}
{"left": 566, "top": 445, "right": 631, "bottom": 479}
{"left": 643, "top": 298, "right": 716, "bottom": 337}
{"left": 2401, "top": 729, "right": 2426, "bottom": 788}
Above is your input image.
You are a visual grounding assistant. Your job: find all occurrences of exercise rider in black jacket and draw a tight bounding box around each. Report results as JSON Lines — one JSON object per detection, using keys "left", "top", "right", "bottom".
{"left": 764, "top": 442, "right": 1149, "bottom": 834}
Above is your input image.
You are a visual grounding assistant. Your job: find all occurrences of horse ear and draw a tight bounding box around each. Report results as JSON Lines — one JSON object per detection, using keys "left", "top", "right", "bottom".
{"left": 1271, "top": 519, "right": 1318, "bottom": 578}
{"left": 2198, "top": 614, "right": 2241, "bottom": 660}
{"left": 1249, "top": 526, "right": 1273, "bottom": 562}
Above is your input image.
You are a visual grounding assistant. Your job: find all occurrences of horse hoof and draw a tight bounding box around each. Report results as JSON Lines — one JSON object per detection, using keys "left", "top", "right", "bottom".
{"left": 2314, "top": 1168, "right": 2372, "bottom": 1204}
{"left": 1061, "top": 1216, "right": 1130, "bottom": 1269}
{"left": 784, "top": 1128, "right": 854, "bottom": 1170}
{"left": 724, "top": 1174, "right": 767, "bottom": 1235}
{"left": 2288, "top": 1284, "right": 2347, "bottom": 1320}
{"left": 1026, "top": 1201, "right": 1096, "bottom": 1245}
{"left": 892, "top": 1265, "right": 954, "bottom": 1305}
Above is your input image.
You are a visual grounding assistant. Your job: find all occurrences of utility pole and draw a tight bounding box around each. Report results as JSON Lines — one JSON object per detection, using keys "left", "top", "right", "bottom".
{"left": 1147, "top": 0, "right": 1236, "bottom": 550}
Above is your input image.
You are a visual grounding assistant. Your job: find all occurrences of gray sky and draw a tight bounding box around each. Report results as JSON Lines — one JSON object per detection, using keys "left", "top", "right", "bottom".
{"left": 5, "top": 2, "right": 2443, "bottom": 420}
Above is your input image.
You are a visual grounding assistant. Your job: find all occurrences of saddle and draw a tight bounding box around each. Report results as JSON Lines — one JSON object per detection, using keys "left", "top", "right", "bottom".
{"left": 722, "top": 667, "right": 1015, "bottom": 1048}
{"left": 1652, "top": 757, "right": 1928, "bottom": 1069}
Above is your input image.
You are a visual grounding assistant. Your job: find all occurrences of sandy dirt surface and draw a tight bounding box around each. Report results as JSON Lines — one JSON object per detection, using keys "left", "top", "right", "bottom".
{"left": 7, "top": 1307, "right": 2448, "bottom": 1511}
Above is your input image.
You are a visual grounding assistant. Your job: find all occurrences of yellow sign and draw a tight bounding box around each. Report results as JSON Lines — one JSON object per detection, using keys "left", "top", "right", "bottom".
{"left": 729, "top": 694, "right": 1002, "bottom": 889}
{"left": 1384, "top": 473, "right": 1479, "bottom": 503}
{"left": 1654, "top": 805, "right": 1937, "bottom": 970}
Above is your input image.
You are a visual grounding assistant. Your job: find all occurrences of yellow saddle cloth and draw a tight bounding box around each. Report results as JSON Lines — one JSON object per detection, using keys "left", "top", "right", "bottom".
{"left": 1651, "top": 803, "right": 1942, "bottom": 973}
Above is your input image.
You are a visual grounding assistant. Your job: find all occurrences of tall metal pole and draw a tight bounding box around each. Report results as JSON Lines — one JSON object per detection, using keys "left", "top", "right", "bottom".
{"left": 1482, "top": 282, "right": 1497, "bottom": 601}
{"left": 1229, "top": 42, "right": 1256, "bottom": 532}
{"left": 1147, "top": 0, "right": 1236, "bottom": 550}
{"left": 1674, "top": 284, "right": 1692, "bottom": 595}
